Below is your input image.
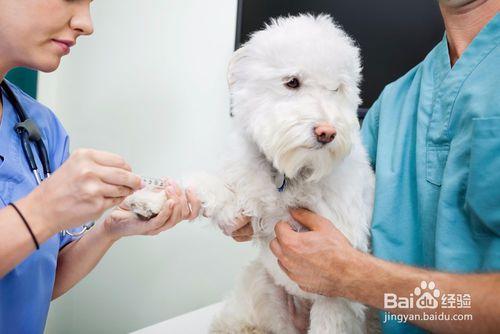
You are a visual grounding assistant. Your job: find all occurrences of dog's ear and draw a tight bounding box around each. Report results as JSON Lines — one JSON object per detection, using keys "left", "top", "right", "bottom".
{"left": 227, "top": 46, "right": 248, "bottom": 89}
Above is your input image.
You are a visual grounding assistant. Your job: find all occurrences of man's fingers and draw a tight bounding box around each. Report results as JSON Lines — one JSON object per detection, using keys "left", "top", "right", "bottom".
{"left": 232, "top": 223, "right": 253, "bottom": 238}
{"left": 274, "top": 220, "right": 297, "bottom": 243}
{"left": 277, "top": 259, "right": 293, "bottom": 279}
{"left": 233, "top": 215, "right": 252, "bottom": 231}
{"left": 270, "top": 238, "right": 284, "bottom": 259}
{"left": 97, "top": 166, "right": 143, "bottom": 190}
{"left": 233, "top": 235, "right": 252, "bottom": 242}
{"left": 290, "top": 208, "right": 328, "bottom": 231}
{"left": 287, "top": 293, "right": 297, "bottom": 318}
{"left": 288, "top": 295, "right": 312, "bottom": 333}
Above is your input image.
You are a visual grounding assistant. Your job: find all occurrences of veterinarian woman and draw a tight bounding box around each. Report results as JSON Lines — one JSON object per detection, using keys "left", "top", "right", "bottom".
{"left": 235, "top": 0, "right": 500, "bottom": 333}
{"left": 0, "top": 1, "right": 200, "bottom": 333}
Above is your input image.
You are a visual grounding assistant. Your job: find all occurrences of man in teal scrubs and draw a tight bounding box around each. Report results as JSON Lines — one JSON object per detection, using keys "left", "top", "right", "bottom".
{"left": 268, "top": 0, "right": 500, "bottom": 332}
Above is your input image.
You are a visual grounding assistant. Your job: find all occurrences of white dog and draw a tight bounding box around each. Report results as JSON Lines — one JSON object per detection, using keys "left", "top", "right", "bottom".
{"left": 190, "top": 14, "right": 375, "bottom": 334}
{"left": 125, "top": 13, "right": 375, "bottom": 334}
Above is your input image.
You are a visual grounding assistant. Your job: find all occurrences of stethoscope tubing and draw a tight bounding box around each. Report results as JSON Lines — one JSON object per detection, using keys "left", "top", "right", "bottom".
{"left": 1, "top": 80, "right": 93, "bottom": 238}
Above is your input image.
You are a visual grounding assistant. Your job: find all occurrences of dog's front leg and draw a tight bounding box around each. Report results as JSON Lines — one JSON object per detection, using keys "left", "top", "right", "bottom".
{"left": 308, "top": 297, "right": 366, "bottom": 334}
{"left": 186, "top": 172, "right": 241, "bottom": 234}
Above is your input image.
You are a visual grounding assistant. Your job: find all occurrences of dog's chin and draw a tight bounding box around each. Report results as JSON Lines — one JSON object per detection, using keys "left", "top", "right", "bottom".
{"left": 257, "top": 130, "right": 353, "bottom": 182}
{"left": 273, "top": 146, "right": 338, "bottom": 182}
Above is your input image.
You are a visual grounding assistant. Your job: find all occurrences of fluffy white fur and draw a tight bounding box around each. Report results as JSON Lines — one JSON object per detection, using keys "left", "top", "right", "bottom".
{"left": 189, "top": 14, "right": 375, "bottom": 334}
{"left": 126, "top": 13, "right": 375, "bottom": 333}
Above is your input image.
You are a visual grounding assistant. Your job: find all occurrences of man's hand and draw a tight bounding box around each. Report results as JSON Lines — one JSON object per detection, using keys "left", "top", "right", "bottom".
{"left": 270, "top": 208, "right": 365, "bottom": 298}
{"left": 283, "top": 290, "right": 312, "bottom": 334}
{"left": 230, "top": 216, "right": 253, "bottom": 242}
{"left": 269, "top": 210, "right": 500, "bottom": 334}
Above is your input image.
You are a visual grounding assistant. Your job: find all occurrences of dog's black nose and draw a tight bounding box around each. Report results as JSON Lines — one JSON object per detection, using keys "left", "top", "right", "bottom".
{"left": 314, "top": 123, "right": 336, "bottom": 144}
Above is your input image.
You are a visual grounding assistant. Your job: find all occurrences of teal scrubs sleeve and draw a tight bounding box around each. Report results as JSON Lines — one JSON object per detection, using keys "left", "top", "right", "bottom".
{"left": 361, "top": 94, "right": 381, "bottom": 168}
{"left": 361, "top": 14, "right": 500, "bottom": 334}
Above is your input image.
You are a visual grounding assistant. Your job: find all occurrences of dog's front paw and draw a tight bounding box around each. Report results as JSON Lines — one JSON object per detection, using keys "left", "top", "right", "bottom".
{"left": 123, "top": 188, "right": 167, "bottom": 219}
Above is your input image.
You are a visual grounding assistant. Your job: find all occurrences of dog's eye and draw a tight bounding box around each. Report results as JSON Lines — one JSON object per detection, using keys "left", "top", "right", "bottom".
{"left": 285, "top": 77, "right": 300, "bottom": 89}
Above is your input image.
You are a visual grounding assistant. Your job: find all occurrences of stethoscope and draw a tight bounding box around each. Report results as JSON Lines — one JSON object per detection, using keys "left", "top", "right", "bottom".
{"left": 0, "top": 80, "right": 94, "bottom": 237}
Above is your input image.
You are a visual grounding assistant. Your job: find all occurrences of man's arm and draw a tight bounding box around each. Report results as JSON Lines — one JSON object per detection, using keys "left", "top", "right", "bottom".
{"left": 270, "top": 208, "right": 500, "bottom": 334}
{"left": 351, "top": 252, "right": 499, "bottom": 333}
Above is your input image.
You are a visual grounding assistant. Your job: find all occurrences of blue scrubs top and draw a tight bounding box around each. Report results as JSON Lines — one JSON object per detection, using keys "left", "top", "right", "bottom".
{"left": 361, "top": 14, "right": 500, "bottom": 334}
{"left": 0, "top": 81, "right": 82, "bottom": 334}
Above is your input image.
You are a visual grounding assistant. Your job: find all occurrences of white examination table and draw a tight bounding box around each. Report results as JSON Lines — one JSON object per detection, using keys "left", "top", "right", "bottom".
{"left": 131, "top": 303, "right": 223, "bottom": 334}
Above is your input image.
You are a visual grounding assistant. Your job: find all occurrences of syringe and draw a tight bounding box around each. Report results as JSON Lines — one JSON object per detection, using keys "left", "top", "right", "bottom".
{"left": 141, "top": 176, "right": 167, "bottom": 189}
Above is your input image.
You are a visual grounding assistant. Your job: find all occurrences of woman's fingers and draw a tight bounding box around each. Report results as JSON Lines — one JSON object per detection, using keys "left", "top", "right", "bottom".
{"left": 99, "top": 183, "right": 134, "bottom": 198}
{"left": 110, "top": 206, "right": 139, "bottom": 222}
{"left": 147, "top": 182, "right": 204, "bottom": 236}
{"left": 148, "top": 200, "right": 181, "bottom": 235}
{"left": 169, "top": 181, "right": 191, "bottom": 219}
{"left": 96, "top": 166, "right": 143, "bottom": 190}
{"left": 148, "top": 200, "right": 175, "bottom": 230}
{"left": 186, "top": 188, "right": 201, "bottom": 220}
{"left": 106, "top": 178, "right": 201, "bottom": 237}
{"left": 85, "top": 149, "right": 132, "bottom": 171}
{"left": 166, "top": 199, "right": 183, "bottom": 228}
{"left": 179, "top": 192, "right": 191, "bottom": 219}
{"left": 102, "top": 197, "right": 126, "bottom": 210}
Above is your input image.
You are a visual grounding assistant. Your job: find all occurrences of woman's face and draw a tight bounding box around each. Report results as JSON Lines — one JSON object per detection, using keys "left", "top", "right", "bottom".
{"left": 0, "top": 0, "right": 94, "bottom": 73}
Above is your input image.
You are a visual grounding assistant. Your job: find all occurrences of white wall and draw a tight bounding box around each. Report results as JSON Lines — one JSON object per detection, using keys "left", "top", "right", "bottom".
{"left": 41, "top": 1, "right": 256, "bottom": 333}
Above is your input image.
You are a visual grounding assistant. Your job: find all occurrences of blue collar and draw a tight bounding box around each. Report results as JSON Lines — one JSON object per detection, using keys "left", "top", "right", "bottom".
{"left": 275, "top": 172, "right": 288, "bottom": 192}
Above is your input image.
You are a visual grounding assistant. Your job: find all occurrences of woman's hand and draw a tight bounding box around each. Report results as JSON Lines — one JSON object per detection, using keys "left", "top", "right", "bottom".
{"left": 102, "top": 202, "right": 175, "bottom": 241}
{"left": 21, "top": 148, "right": 143, "bottom": 235}
{"left": 102, "top": 179, "right": 202, "bottom": 241}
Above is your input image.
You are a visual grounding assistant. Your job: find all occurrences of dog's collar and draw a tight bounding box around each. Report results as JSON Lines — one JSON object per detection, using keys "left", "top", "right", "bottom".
{"left": 259, "top": 150, "right": 289, "bottom": 192}
{"left": 274, "top": 172, "right": 288, "bottom": 192}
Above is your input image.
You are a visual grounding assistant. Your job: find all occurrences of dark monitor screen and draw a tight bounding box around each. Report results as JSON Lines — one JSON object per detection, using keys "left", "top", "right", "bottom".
{"left": 235, "top": 0, "right": 445, "bottom": 110}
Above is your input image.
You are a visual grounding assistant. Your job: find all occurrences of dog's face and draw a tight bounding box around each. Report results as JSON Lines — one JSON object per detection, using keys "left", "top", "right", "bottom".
{"left": 229, "top": 15, "right": 362, "bottom": 181}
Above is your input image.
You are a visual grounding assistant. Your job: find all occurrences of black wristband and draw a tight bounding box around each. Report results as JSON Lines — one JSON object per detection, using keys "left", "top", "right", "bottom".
{"left": 9, "top": 203, "right": 40, "bottom": 250}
